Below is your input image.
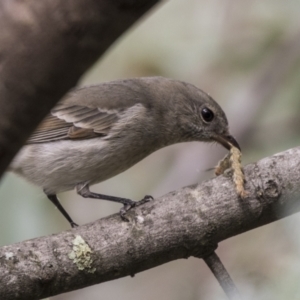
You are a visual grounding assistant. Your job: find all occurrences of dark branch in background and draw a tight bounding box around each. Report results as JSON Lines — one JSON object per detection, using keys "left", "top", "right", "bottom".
{"left": 0, "top": 0, "right": 160, "bottom": 176}
{"left": 1, "top": 146, "right": 300, "bottom": 300}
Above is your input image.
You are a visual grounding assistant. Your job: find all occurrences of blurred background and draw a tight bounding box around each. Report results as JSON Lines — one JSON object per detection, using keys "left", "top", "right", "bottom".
{"left": 1, "top": 0, "right": 300, "bottom": 299}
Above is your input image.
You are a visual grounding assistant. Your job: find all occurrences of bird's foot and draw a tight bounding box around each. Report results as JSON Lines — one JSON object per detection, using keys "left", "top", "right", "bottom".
{"left": 137, "top": 195, "right": 154, "bottom": 206}
{"left": 120, "top": 195, "right": 153, "bottom": 221}
{"left": 71, "top": 221, "right": 79, "bottom": 228}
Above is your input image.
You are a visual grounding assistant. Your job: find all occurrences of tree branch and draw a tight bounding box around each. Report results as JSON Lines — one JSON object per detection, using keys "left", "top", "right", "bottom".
{"left": 1, "top": 146, "right": 300, "bottom": 299}
{"left": 204, "top": 252, "right": 241, "bottom": 300}
{"left": 0, "top": 0, "right": 160, "bottom": 176}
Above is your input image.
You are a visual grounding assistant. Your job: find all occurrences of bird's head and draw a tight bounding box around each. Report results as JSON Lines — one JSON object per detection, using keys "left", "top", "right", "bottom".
{"left": 169, "top": 81, "right": 240, "bottom": 151}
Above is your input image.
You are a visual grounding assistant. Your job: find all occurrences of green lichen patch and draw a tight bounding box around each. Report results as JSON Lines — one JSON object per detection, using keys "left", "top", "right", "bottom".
{"left": 68, "top": 235, "right": 96, "bottom": 273}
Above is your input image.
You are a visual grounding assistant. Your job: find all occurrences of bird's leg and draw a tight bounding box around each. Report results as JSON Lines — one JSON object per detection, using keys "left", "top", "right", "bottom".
{"left": 76, "top": 183, "right": 153, "bottom": 221}
{"left": 46, "top": 194, "right": 78, "bottom": 228}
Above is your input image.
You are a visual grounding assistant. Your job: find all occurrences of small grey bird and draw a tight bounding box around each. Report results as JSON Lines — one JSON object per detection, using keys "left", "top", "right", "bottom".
{"left": 10, "top": 77, "right": 240, "bottom": 227}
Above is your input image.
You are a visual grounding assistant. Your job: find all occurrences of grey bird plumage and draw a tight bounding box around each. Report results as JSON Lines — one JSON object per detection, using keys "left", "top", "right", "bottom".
{"left": 9, "top": 76, "right": 240, "bottom": 226}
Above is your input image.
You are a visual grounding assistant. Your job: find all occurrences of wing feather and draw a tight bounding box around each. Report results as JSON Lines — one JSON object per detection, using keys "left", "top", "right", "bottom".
{"left": 27, "top": 104, "right": 120, "bottom": 144}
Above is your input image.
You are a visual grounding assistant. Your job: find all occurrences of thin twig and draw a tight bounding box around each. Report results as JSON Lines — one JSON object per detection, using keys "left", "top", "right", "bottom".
{"left": 204, "top": 252, "right": 241, "bottom": 300}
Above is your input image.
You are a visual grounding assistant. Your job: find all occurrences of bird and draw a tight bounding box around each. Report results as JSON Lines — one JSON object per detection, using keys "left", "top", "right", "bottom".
{"left": 9, "top": 77, "right": 240, "bottom": 227}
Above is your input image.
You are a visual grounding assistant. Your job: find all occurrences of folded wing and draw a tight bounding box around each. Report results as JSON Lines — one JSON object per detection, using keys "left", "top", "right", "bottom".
{"left": 28, "top": 104, "right": 120, "bottom": 144}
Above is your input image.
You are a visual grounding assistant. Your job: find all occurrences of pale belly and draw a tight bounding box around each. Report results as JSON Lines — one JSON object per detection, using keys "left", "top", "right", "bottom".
{"left": 10, "top": 137, "right": 154, "bottom": 194}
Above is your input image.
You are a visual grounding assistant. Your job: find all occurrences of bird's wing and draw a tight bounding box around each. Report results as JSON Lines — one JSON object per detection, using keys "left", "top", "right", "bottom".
{"left": 27, "top": 78, "right": 155, "bottom": 144}
{"left": 27, "top": 103, "right": 120, "bottom": 144}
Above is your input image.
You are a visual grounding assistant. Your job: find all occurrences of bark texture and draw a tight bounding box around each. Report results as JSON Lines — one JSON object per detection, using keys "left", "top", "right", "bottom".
{"left": 1, "top": 146, "right": 300, "bottom": 299}
{"left": 0, "top": 0, "right": 160, "bottom": 175}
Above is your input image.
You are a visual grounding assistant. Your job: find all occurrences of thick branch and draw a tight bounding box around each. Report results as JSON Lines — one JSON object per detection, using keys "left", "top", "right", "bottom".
{"left": 0, "top": 0, "right": 159, "bottom": 176}
{"left": 1, "top": 146, "right": 300, "bottom": 299}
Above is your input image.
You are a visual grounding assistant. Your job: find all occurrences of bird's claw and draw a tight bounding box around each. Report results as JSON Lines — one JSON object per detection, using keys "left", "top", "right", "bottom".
{"left": 119, "top": 195, "right": 153, "bottom": 221}
{"left": 120, "top": 204, "right": 131, "bottom": 222}
{"left": 71, "top": 222, "right": 79, "bottom": 228}
{"left": 137, "top": 195, "right": 153, "bottom": 206}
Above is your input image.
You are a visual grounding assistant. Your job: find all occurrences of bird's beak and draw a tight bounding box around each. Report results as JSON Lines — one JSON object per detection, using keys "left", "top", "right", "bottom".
{"left": 214, "top": 134, "right": 241, "bottom": 151}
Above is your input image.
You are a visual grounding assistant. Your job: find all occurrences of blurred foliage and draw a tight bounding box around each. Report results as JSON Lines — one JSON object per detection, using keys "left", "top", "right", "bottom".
{"left": 1, "top": 0, "right": 300, "bottom": 299}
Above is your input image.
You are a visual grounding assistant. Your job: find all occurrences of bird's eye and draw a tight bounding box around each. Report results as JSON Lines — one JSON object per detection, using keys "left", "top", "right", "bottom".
{"left": 201, "top": 107, "right": 214, "bottom": 122}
